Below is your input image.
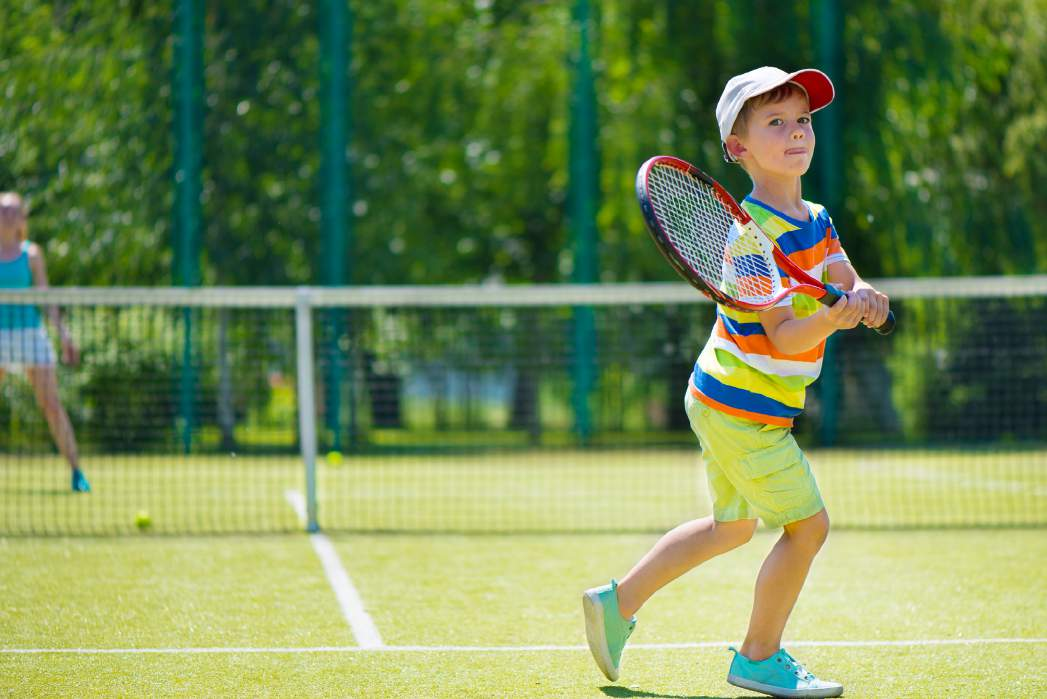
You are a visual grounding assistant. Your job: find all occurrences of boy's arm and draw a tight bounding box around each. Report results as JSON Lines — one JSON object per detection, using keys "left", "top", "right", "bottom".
{"left": 757, "top": 295, "right": 865, "bottom": 355}
{"left": 827, "top": 261, "right": 890, "bottom": 329}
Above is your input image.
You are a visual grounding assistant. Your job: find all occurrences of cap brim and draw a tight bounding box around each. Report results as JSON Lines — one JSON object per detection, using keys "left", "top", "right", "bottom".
{"left": 785, "top": 69, "right": 834, "bottom": 112}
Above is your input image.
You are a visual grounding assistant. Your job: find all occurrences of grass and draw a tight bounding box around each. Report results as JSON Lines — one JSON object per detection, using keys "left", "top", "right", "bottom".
{"left": 1, "top": 529, "right": 1045, "bottom": 697}
{"left": 1, "top": 449, "right": 1044, "bottom": 695}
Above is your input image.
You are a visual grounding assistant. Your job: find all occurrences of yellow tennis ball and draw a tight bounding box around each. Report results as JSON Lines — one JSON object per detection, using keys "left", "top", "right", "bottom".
{"left": 135, "top": 510, "right": 152, "bottom": 531}
{"left": 326, "top": 450, "right": 343, "bottom": 466}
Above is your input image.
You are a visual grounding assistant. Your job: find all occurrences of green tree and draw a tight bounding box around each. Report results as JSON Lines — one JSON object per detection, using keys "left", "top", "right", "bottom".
{"left": 0, "top": 0, "right": 170, "bottom": 284}
{"left": 1, "top": 1, "right": 1044, "bottom": 284}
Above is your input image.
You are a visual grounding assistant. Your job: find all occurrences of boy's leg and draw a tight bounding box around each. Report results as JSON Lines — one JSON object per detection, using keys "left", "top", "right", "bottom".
{"left": 616, "top": 515, "right": 756, "bottom": 618}
{"left": 739, "top": 508, "right": 829, "bottom": 661}
{"left": 583, "top": 516, "right": 754, "bottom": 683}
{"left": 728, "top": 510, "right": 840, "bottom": 699}
{"left": 584, "top": 391, "right": 759, "bottom": 682}
{"left": 614, "top": 392, "right": 762, "bottom": 618}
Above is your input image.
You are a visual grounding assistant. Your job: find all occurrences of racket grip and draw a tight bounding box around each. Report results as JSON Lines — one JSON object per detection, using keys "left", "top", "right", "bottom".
{"left": 873, "top": 310, "right": 896, "bottom": 336}
{"left": 822, "top": 284, "right": 896, "bottom": 336}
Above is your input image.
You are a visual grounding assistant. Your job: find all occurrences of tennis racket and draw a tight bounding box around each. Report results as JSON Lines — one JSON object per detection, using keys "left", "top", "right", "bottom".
{"left": 635, "top": 155, "right": 895, "bottom": 335}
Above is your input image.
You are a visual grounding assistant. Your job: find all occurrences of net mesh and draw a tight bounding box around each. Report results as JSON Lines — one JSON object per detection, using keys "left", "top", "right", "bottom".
{"left": 645, "top": 163, "right": 782, "bottom": 304}
{"left": 0, "top": 281, "right": 1044, "bottom": 534}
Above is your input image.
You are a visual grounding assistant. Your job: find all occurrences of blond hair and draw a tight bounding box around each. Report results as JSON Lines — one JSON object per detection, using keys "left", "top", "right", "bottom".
{"left": 0, "top": 192, "right": 28, "bottom": 242}
{"left": 731, "top": 82, "right": 809, "bottom": 138}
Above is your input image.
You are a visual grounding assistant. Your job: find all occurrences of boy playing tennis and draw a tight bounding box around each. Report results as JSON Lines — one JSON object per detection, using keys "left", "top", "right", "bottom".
{"left": 583, "top": 67, "right": 889, "bottom": 698}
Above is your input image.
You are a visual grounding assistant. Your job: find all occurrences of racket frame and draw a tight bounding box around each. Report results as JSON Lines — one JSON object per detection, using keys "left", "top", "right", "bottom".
{"left": 637, "top": 155, "right": 894, "bottom": 335}
{"left": 636, "top": 155, "right": 839, "bottom": 311}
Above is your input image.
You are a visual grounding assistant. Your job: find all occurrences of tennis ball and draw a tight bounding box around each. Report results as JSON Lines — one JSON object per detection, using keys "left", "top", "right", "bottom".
{"left": 326, "top": 450, "right": 343, "bottom": 466}
{"left": 135, "top": 510, "right": 152, "bottom": 531}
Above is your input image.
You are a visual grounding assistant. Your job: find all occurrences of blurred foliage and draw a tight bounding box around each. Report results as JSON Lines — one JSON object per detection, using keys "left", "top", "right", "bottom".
{"left": 0, "top": 0, "right": 170, "bottom": 284}
{"left": 0, "top": 0, "right": 1044, "bottom": 285}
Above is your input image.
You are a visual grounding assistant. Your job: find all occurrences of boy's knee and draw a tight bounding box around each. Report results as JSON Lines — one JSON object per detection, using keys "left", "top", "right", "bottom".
{"left": 717, "top": 519, "right": 757, "bottom": 549}
{"left": 786, "top": 509, "right": 830, "bottom": 551}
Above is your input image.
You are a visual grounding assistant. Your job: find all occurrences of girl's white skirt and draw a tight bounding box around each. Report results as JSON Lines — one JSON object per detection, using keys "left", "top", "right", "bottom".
{"left": 0, "top": 326, "right": 56, "bottom": 369}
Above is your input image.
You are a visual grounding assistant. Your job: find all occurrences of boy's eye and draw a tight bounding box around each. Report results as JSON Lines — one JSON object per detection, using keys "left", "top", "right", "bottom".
{"left": 768, "top": 116, "right": 811, "bottom": 126}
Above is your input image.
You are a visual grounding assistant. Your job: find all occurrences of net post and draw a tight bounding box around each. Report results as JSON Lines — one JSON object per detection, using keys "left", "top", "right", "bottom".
{"left": 295, "top": 287, "right": 320, "bottom": 533}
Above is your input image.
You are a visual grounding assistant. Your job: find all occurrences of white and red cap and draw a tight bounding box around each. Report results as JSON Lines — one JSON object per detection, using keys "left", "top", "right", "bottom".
{"left": 716, "top": 66, "right": 835, "bottom": 143}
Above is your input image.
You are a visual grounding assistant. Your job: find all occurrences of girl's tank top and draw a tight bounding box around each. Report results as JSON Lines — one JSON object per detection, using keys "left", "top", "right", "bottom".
{"left": 0, "top": 241, "right": 42, "bottom": 328}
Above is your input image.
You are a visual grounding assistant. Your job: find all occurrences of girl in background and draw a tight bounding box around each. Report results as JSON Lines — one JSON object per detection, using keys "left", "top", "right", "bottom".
{"left": 0, "top": 192, "right": 90, "bottom": 492}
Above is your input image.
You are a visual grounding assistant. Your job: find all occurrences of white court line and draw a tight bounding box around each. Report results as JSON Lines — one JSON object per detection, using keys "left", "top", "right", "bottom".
{"left": 284, "top": 490, "right": 384, "bottom": 649}
{"left": 3, "top": 638, "right": 1045, "bottom": 654}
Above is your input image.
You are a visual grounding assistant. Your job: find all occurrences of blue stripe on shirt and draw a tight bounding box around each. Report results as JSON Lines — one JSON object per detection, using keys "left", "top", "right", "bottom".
{"left": 692, "top": 369, "right": 802, "bottom": 419}
{"left": 718, "top": 312, "right": 766, "bottom": 337}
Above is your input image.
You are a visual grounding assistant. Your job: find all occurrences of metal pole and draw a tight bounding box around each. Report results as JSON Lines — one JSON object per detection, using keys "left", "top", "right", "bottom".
{"left": 320, "top": 0, "right": 352, "bottom": 451}
{"left": 814, "top": 0, "right": 842, "bottom": 446}
{"left": 569, "top": 0, "right": 598, "bottom": 443}
{"left": 296, "top": 288, "right": 320, "bottom": 533}
{"left": 173, "top": 0, "right": 203, "bottom": 454}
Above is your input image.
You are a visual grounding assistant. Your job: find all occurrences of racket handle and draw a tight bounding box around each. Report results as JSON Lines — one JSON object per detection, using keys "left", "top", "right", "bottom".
{"left": 821, "top": 284, "right": 896, "bottom": 336}
{"left": 874, "top": 310, "right": 896, "bottom": 336}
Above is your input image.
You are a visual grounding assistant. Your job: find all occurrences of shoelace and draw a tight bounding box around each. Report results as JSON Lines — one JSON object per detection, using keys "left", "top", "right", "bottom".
{"left": 778, "top": 650, "right": 815, "bottom": 680}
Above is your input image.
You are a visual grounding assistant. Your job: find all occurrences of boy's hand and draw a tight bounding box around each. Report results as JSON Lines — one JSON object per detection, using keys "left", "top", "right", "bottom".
{"left": 823, "top": 293, "right": 863, "bottom": 330}
{"left": 851, "top": 286, "right": 890, "bottom": 329}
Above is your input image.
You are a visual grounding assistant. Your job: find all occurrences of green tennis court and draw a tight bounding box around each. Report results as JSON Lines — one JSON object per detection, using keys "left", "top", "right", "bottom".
{"left": 2, "top": 527, "right": 1044, "bottom": 697}
{"left": 4, "top": 448, "right": 1047, "bottom": 696}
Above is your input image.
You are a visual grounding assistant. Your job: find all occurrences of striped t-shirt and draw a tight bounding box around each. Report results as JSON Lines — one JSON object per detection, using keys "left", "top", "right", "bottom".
{"left": 689, "top": 197, "right": 849, "bottom": 427}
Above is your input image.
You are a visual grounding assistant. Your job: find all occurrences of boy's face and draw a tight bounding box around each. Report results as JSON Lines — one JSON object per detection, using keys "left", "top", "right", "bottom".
{"left": 731, "top": 91, "right": 815, "bottom": 178}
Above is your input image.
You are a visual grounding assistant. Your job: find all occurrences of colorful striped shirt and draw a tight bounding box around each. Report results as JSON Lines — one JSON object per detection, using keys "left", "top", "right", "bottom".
{"left": 690, "top": 197, "right": 848, "bottom": 426}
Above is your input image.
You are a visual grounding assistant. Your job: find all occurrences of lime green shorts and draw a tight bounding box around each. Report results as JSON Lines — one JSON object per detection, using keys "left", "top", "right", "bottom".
{"left": 684, "top": 390, "right": 824, "bottom": 528}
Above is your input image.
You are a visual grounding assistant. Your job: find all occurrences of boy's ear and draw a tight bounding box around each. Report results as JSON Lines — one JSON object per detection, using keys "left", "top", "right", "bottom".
{"left": 724, "top": 135, "right": 747, "bottom": 161}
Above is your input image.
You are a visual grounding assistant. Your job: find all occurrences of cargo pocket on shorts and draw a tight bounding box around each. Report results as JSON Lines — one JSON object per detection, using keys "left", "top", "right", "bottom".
{"left": 737, "top": 436, "right": 800, "bottom": 491}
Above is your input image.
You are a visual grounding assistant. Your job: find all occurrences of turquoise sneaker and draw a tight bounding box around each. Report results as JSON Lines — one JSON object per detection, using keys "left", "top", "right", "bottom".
{"left": 727, "top": 647, "right": 843, "bottom": 698}
{"left": 71, "top": 468, "right": 91, "bottom": 493}
{"left": 582, "top": 579, "right": 636, "bottom": 681}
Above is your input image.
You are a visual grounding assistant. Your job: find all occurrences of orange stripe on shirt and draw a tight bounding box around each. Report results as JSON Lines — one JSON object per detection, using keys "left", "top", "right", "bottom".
{"left": 689, "top": 382, "right": 794, "bottom": 427}
{"left": 715, "top": 320, "right": 825, "bottom": 363}
{"left": 826, "top": 237, "right": 845, "bottom": 258}
{"left": 784, "top": 238, "right": 828, "bottom": 273}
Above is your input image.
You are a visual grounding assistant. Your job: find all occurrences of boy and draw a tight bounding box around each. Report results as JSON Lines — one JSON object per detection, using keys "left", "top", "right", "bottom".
{"left": 583, "top": 67, "right": 889, "bottom": 698}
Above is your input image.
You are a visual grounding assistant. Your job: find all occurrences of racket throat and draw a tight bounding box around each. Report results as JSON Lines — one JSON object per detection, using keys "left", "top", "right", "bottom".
{"left": 818, "top": 283, "right": 846, "bottom": 306}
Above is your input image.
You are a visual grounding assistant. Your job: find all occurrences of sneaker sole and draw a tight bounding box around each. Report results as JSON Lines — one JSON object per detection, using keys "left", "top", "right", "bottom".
{"left": 727, "top": 673, "right": 843, "bottom": 698}
{"left": 582, "top": 590, "right": 619, "bottom": 682}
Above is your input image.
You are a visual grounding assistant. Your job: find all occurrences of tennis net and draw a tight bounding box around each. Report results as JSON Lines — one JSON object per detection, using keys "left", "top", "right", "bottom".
{"left": 1, "top": 278, "right": 1045, "bottom": 534}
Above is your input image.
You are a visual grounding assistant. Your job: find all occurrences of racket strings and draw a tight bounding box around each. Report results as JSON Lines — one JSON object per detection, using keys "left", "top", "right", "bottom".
{"left": 646, "top": 165, "right": 782, "bottom": 304}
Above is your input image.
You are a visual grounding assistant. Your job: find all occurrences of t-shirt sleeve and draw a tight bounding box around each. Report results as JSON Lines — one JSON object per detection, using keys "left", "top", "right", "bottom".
{"left": 824, "top": 212, "right": 849, "bottom": 266}
{"left": 773, "top": 262, "right": 794, "bottom": 308}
